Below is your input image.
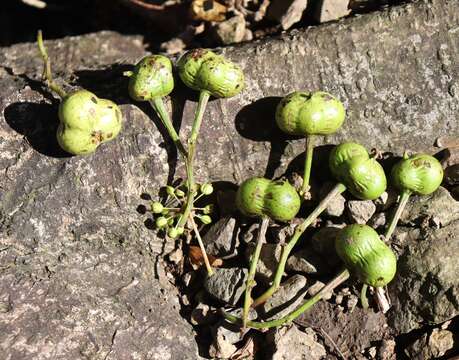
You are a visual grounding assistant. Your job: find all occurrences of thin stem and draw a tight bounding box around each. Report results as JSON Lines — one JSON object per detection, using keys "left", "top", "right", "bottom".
{"left": 36, "top": 30, "right": 67, "bottom": 99}
{"left": 222, "top": 269, "right": 350, "bottom": 329}
{"left": 300, "top": 135, "right": 315, "bottom": 195}
{"left": 252, "top": 182, "right": 347, "bottom": 307}
{"left": 150, "top": 98, "right": 188, "bottom": 158}
{"left": 177, "top": 90, "right": 210, "bottom": 229}
{"left": 243, "top": 217, "right": 269, "bottom": 328}
{"left": 190, "top": 216, "right": 213, "bottom": 276}
{"left": 384, "top": 190, "right": 411, "bottom": 242}
{"left": 360, "top": 284, "right": 369, "bottom": 309}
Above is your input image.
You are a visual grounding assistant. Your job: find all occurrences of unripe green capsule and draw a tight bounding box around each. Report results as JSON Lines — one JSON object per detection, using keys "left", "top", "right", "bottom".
{"left": 335, "top": 224, "right": 397, "bottom": 287}
{"left": 236, "top": 177, "right": 301, "bottom": 222}
{"left": 329, "top": 142, "right": 369, "bottom": 178}
{"left": 276, "top": 91, "right": 345, "bottom": 136}
{"left": 329, "top": 143, "right": 387, "bottom": 200}
{"left": 200, "top": 183, "right": 214, "bottom": 195}
{"left": 177, "top": 49, "right": 244, "bottom": 98}
{"left": 156, "top": 217, "right": 168, "bottom": 229}
{"left": 166, "top": 186, "right": 175, "bottom": 196}
{"left": 391, "top": 154, "right": 443, "bottom": 195}
{"left": 176, "top": 227, "right": 185, "bottom": 235}
{"left": 127, "top": 55, "right": 174, "bottom": 101}
{"left": 57, "top": 90, "right": 122, "bottom": 155}
{"left": 151, "top": 202, "right": 164, "bottom": 214}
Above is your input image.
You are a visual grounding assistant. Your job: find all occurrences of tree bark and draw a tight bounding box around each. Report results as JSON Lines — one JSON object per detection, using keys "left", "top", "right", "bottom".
{"left": 0, "top": 0, "right": 458, "bottom": 358}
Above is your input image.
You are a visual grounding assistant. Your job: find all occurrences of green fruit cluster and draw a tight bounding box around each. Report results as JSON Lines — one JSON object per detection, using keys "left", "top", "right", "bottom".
{"left": 236, "top": 177, "right": 301, "bottom": 222}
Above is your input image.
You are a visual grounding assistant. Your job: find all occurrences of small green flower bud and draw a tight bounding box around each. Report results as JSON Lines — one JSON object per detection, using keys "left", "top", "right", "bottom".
{"left": 203, "top": 204, "right": 214, "bottom": 214}
{"left": 167, "top": 217, "right": 174, "bottom": 226}
{"left": 199, "top": 215, "right": 212, "bottom": 224}
{"left": 176, "top": 227, "right": 185, "bottom": 235}
{"left": 175, "top": 189, "right": 186, "bottom": 197}
{"left": 200, "top": 183, "right": 214, "bottom": 195}
{"left": 156, "top": 217, "right": 168, "bottom": 229}
{"left": 151, "top": 202, "right": 164, "bottom": 214}
{"left": 168, "top": 228, "right": 179, "bottom": 238}
{"left": 166, "top": 186, "right": 175, "bottom": 196}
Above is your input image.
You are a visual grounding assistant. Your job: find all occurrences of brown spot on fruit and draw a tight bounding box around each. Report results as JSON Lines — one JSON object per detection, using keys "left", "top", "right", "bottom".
{"left": 91, "top": 131, "right": 104, "bottom": 144}
{"left": 91, "top": 97, "right": 98, "bottom": 104}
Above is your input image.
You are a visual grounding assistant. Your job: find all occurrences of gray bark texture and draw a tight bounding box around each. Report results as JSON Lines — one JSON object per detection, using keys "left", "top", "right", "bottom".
{"left": 0, "top": 0, "right": 458, "bottom": 358}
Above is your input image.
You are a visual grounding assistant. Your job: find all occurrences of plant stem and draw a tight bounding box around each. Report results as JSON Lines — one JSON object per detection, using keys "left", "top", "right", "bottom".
{"left": 243, "top": 217, "right": 269, "bottom": 328}
{"left": 222, "top": 269, "right": 350, "bottom": 329}
{"left": 360, "top": 284, "right": 369, "bottom": 309}
{"left": 176, "top": 90, "right": 210, "bottom": 229}
{"left": 36, "top": 30, "right": 67, "bottom": 99}
{"left": 150, "top": 98, "right": 188, "bottom": 158}
{"left": 300, "top": 135, "right": 315, "bottom": 195}
{"left": 384, "top": 190, "right": 411, "bottom": 241}
{"left": 252, "top": 182, "right": 347, "bottom": 307}
{"left": 190, "top": 215, "right": 213, "bottom": 276}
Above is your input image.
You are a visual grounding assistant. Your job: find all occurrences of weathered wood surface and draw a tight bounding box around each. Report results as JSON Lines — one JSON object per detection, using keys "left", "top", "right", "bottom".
{"left": 0, "top": 0, "right": 458, "bottom": 358}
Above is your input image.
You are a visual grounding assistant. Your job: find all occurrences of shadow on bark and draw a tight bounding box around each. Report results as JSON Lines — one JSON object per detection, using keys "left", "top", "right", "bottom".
{"left": 235, "top": 96, "right": 295, "bottom": 179}
{"left": 4, "top": 101, "right": 70, "bottom": 158}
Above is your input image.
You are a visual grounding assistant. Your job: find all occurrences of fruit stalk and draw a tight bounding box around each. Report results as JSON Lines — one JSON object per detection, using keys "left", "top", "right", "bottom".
{"left": 177, "top": 90, "right": 211, "bottom": 229}
{"left": 301, "top": 135, "right": 315, "bottom": 195}
{"left": 252, "top": 182, "right": 347, "bottom": 307}
{"left": 37, "top": 30, "right": 67, "bottom": 99}
{"left": 384, "top": 190, "right": 411, "bottom": 241}
{"left": 150, "top": 98, "right": 188, "bottom": 158}
{"left": 223, "top": 269, "right": 350, "bottom": 329}
{"left": 242, "top": 217, "right": 269, "bottom": 328}
{"left": 190, "top": 215, "right": 213, "bottom": 276}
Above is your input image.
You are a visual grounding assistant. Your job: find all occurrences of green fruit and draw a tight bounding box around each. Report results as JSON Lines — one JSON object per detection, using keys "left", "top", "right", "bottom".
{"left": 57, "top": 90, "right": 122, "bottom": 155}
{"left": 276, "top": 91, "right": 345, "bottom": 136}
{"left": 177, "top": 49, "right": 244, "bottom": 98}
{"left": 329, "top": 143, "right": 387, "bottom": 200}
{"left": 329, "top": 142, "right": 369, "bottom": 178}
{"left": 127, "top": 55, "right": 174, "bottom": 101}
{"left": 236, "top": 177, "right": 301, "bottom": 222}
{"left": 391, "top": 154, "right": 443, "bottom": 195}
{"left": 335, "top": 224, "right": 397, "bottom": 287}
{"left": 345, "top": 156, "right": 387, "bottom": 200}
